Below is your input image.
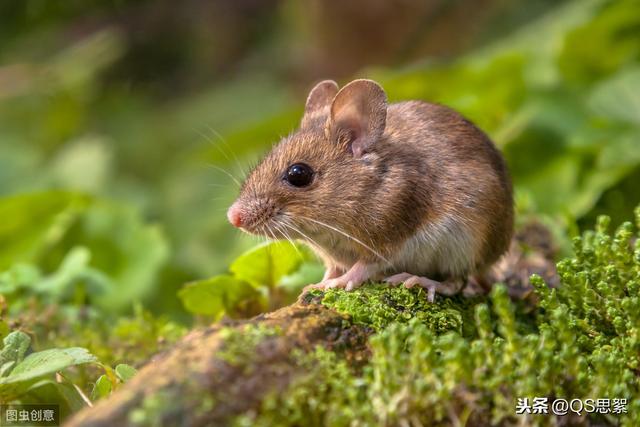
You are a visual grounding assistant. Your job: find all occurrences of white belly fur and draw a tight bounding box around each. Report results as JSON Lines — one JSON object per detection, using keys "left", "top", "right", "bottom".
{"left": 392, "top": 214, "right": 477, "bottom": 279}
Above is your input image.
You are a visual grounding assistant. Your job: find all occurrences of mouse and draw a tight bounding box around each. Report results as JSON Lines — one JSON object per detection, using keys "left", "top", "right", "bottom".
{"left": 226, "top": 79, "right": 513, "bottom": 301}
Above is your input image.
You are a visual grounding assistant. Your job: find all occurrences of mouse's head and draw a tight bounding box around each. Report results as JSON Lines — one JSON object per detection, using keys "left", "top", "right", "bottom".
{"left": 227, "top": 79, "right": 389, "bottom": 245}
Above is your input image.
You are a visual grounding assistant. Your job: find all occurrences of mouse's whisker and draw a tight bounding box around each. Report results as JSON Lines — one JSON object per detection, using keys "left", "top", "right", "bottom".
{"left": 204, "top": 125, "right": 249, "bottom": 179}
{"left": 280, "top": 217, "right": 317, "bottom": 247}
{"left": 264, "top": 223, "right": 279, "bottom": 243}
{"left": 195, "top": 127, "right": 242, "bottom": 174}
{"left": 296, "top": 215, "right": 390, "bottom": 265}
{"left": 272, "top": 220, "right": 301, "bottom": 257}
{"left": 195, "top": 126, "right": 236, "bottom": 165}
{"left": 280, "top": 216, "right": 335, "bottom": 263}
{"left": 205, "top": 163, "right": 242, "bottom": 188}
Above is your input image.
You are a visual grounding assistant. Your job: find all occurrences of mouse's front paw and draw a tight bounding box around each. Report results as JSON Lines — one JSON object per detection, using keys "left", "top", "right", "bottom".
{"left": 309, "top": 261, "right": 376, "bottom": 292}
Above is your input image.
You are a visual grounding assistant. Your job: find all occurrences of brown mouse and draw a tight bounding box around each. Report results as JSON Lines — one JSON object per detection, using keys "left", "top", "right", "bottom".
{"left": 227, "top": 79, "right": 513, "bottom": 301}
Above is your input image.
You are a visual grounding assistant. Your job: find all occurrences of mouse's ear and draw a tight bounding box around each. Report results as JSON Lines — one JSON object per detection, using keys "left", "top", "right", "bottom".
{"left": 328, "top": 79, "right": 387, "bottom": 157}
{"left": 301, "top": 80, "right": 339, "bottom": 127}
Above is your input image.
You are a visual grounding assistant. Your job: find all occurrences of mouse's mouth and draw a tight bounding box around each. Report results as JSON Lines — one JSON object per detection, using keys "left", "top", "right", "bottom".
{"left": 227, "top": 198, "right": 321, "bottom": 246}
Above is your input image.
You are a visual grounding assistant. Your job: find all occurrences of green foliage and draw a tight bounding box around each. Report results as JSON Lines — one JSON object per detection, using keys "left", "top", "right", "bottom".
{"left": 115, "top": 363, "right": 138, "bottom": 382}
{"left": 0, "top": 192, "right": 168, "bottom": 312}
{"left": 239, "top": 207, "right": 640, "bottom": 426}
{"left": 229, "top": 241, "right": 312, "bottom": 289}
{"left": 90, "top": 374, "right": 112, "bottom": 400}
{"left": 558, "top": 0, "right": 640, "bottom": 84}
{"left": 179, "top": 241, "right": 322, "bottom": 320}
{"left": 0, "top": 230, "right": 184, "bottom": 415}
{"left": 178, "top": 275, "right": 259, "bottom": 318}
{"left": 0, "top": 225, "right": 186, "bottom": 360}
{"left": 3, "top": 347, "right": 96, "bottom": 386}
{"left": 0, "top": 192, "right": 89, "bottom": 271}
{"left": 89, "top": 363, "right": 138, "bottom": 401}
{"left": 0, "top": 331, "right": 30, "bottom": 371}
{"left": 0, "top": 330, "right": 98, "bottom": 404}
{"left": 0, "top": 324, "right": 147, "bottom": 413}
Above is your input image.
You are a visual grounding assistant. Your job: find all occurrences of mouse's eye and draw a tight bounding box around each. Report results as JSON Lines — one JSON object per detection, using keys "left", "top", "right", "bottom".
{"left": 285, "top": 163, "right": 314, "bottom": 187}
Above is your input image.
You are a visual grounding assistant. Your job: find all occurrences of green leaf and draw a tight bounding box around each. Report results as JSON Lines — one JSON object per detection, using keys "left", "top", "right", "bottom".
{"left": 278, "top": 261, "right": 324, "bottom": 292}
{"left": 90, "top": 374, "right": 112, "bottom": 400}
{"left": 31, "top": 246, "right": 111, "bottom": 300}
{"left": 558, "top": 0, "right": 640, "bottom": 84}
{"left": 178, "top": 275, "right": 259, "bottom": 317}
{"left": 588, "top": 67, "right": 640, "bottom": 125}
{"left": 0, "top": 192, "right": 169, "bottom": 312}
{"left": 1, "top": 347, "right": 97, "bottom": 385}
{"left": 53, "top": 201, "right": 170, "bottom": 311}
{"left": 0, "top": 192, "right": 89, "bottom": 270}
{"left": 229, "top": 241, "right": 311, "bottom": 289}
{"left": 114, "top": 364, "right": 137, "bottom": 382}
{"left": 0, "top": 361, "right": 15, "bottom": 377}
{"left": 0, "top": 331, "right": 31, "bottom": 371}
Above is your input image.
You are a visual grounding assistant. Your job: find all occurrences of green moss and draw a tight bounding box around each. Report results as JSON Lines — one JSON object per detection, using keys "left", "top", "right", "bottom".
{"left": 309, "top": 284, "right": 479, "bottom": 336}
{"left": 237, "top": 206, "right": 640, "bottom": 427}
{"left": 217, "top": 324, "right": 282, "bottom": 367}
{"left": 232, "top": 347, "right": 361, "bottom": 427}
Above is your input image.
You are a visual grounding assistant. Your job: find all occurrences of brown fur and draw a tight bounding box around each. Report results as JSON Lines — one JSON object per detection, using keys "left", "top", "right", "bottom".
{"left": 231, "top": 79, "right": 514, "bottom": 282}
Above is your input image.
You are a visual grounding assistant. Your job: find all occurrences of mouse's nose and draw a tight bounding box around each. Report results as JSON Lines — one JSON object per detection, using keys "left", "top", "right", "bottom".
{"left": 227, "top": 202, "right": 244, "bottom": 228}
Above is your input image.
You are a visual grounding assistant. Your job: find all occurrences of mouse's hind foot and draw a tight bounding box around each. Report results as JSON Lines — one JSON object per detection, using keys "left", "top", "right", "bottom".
{"left": 384, "top": 273, "right": 464, "bottom": 302}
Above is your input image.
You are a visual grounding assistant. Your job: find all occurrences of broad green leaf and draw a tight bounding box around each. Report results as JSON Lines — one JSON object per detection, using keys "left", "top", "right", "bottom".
{"left": 114, "top": 364, "right": 137, "bottom": 382}
{"left": 1, "top": 347, "right": 97, "bottom": 385}
{"left": 90, "top": 374, "right": 112, "bottom": 400}
{"left": 229, "top": 241, "right": 311, "bottom": 289}
{"left": 51, "top": 201, "right": 170, "bottom": 311}
{"left": 0, "top": 247, "right": 111, "bottom": 313}
{"left": 0, "top": 192, "right": 89, "bottom": 270}
{"left": 588, "top": 67, "right": 640, "bottom": 125}
{"left": 178, "top": 275, "right": 259, "bottom": 317}
{"left": 558, "top": 0, "right": 640, "bottom": 84}
{"left": 274, "top": 261, "right": 325, "bottom": 306}
{"left": 597, "top": 131, "right": 640, "bottom": 169}
{"left": 278, "top": 261, "right": 324, "bottom": 291}
{"left": 379, "top": 54, "right": 527, "bottom": 136}
{"left": 0, "top": 331, "right": 31, "bottom": 371}
{"left": 0, "top": 361, "right": 15, "bottom": 377}
{"left": 32, "top": 246, "right": 111, "bottom": 300}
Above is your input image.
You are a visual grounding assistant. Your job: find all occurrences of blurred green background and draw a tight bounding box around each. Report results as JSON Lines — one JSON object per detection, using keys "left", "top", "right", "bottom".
{"left": 1, "top": 0, "right": 639, "bottom": 350}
